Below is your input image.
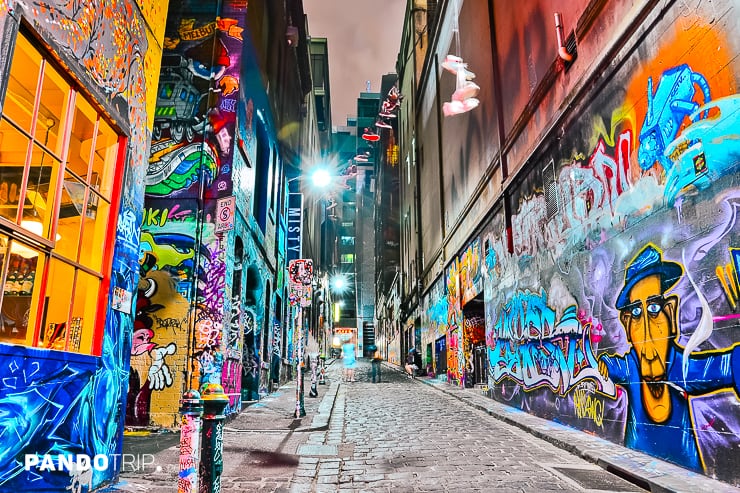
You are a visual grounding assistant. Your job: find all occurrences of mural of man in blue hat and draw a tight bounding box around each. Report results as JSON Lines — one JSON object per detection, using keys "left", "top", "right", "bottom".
{"left": 599, "top": 243, "right": 740, "bottom": 472}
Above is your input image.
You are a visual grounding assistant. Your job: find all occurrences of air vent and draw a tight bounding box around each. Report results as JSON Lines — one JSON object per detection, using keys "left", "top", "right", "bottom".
{"left": 564, "top": 31, "right": 577, "bottom": 70}
{"left": 543, "top": 158, "right": 560, "bottom": 219}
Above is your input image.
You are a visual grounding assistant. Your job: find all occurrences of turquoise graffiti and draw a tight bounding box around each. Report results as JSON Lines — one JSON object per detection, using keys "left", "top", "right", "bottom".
{"left": 638, "top": 65, "right": 739, "bottom": 205}
{"left": 487, "top": 289, "right": 615, "bottom": 396}
{"left": 664, "top": 95, "right": 740, "bottom": 205}
{"left": 638, "top": 64, "right": 711, "bottom": 171}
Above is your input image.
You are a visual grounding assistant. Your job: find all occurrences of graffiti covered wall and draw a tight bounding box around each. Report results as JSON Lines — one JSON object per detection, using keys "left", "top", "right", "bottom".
{"left": 133, "top": 0, "right": 249, "bottom": 425}
{"left": 478, "top": 5, "right": 740, "bottom": 484}
{"left": 0, "top": 0, "right": 165, "bottom": 489}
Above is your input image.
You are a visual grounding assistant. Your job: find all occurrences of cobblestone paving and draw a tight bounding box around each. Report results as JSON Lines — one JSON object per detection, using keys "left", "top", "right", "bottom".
{"left": 104, "top": 358, "right": 735, "bottom": 492}
{"left": 288, "top": 360, "right": 630, "bottom": 492}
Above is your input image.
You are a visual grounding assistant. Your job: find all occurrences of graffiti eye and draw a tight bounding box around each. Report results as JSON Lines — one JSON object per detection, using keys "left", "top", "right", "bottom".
{"left": 630, "top": 306, "right": 643, "bottom": 318}
{"left": 647, "top": 303, "right": 662, "bottom": 316}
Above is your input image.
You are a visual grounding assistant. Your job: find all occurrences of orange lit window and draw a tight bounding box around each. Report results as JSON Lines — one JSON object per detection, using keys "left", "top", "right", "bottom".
{"left": 0, "top": 32, "right": 124, "bottom": 356}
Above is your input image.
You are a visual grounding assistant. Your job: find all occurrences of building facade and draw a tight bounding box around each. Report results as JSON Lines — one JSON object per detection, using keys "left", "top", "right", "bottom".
{"left": 0, "top": 0, "right": 168, "bottom": 489}
{"left": 374, "top": 74, "right": 401, "bottom": 363}
{"left": 398, "top": 0, "right": 740, "bottom": 485}
{"left": 324, "top": 90, "right": 381, "bottom": 359}
{"left": 130, "top": 0, "right": 317, "bottom": 428}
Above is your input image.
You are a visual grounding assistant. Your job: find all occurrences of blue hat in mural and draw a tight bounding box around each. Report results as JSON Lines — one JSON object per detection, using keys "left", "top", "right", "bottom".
{"left": 615, "top": 244, "right": 683, "bottom": 310}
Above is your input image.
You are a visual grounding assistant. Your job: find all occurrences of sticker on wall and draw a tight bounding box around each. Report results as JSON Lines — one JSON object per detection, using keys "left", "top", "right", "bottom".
{"left": 112, "top": 287, "right": 133, "bottom": 314}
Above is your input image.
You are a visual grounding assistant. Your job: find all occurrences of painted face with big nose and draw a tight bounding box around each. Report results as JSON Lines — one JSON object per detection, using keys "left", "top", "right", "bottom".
{"left": 619, "top": 275, "right": 678, "bottom": 424}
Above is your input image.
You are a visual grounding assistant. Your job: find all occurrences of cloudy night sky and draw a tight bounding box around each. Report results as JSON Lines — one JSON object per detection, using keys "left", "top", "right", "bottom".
{"left": 303, "top": 0, "right": 407, "bottom": 127}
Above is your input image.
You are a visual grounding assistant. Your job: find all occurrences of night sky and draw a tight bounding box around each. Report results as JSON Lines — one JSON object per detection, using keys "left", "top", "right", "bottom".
{"left": 303, "top": 0, "right": 406, "bottom": 127}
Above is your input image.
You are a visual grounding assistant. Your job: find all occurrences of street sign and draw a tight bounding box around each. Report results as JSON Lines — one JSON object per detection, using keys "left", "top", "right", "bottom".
{"left": 287, "top": 193, "right": 303, "bottom": 262}
{"left": 216, "top": 196, "right": 235, "bottom": 233}
{"left": 288, "top": 259, "right": 313, "bottom": 307}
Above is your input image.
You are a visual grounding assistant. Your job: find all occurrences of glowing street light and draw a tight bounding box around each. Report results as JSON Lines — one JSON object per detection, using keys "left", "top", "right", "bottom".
{"left": 331, "top": 274, "right": 349, "bottom": 293}
{"left": 311, "top": 168, "right": 332, "bottom": 188}
{"left": 288, "top": 167, "right": 332, "bottom": 190}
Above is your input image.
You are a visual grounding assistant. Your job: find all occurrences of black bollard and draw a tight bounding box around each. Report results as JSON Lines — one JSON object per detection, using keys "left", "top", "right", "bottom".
{"left": 199, "top": 384, "right": 229, "bottom": 493}
{"left": 318, "top": 356, "right": 326, "bottom": 385}
{"left": 308, "top": 355, "right": 318, "bottom": 397}
{"left": 178, "top": 390, "right": 203, "bottom": 493}
{"left": 296, "top": 358, "right": 307, "bottom": 416}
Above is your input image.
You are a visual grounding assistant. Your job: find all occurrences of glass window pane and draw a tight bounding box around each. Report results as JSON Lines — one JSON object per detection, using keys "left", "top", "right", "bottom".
{"left": 79, "top": 192, "right": 109, "bottom": 270}
{"left": 0, "top": 242, "right": 40, "bottom": 345}
{"left": 3, "top": 36, "right": 42, "bottom": 133}
{"left": 34, "top": 66, "right": 69, "bottom": 157}
{"left": 91, "top": 118, "right": 118, "bottom": 200}
{"left": 22, "top": 143, "right": 61, "bottom": 239}
{"left": 70, "top": 270, "right": 99, "bottom": 354}
{"left": 67, "top": 94, "right": 97, "bottom": 179}
{"left": 40, "top": 257, "right": 73, "bottom": 350}
{"left": 55, "top": 172, "right": 85, "bottom": 261}
{"left": 0, "top": 118, "right": 30, "bottom": 223}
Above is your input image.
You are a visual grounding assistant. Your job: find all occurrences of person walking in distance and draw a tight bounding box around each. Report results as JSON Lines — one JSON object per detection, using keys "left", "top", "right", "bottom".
{"left": 405, "top": 349, "right": 418, "bottom": 379}
{"left": 371, "top": 349, "right": 382, "bottom": 383}
{"left": 342, "top": 339, "right": 356, "bottom": 382}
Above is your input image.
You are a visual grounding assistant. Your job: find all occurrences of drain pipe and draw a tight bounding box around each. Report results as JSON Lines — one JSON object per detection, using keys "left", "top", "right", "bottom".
{"left": 554, "top": 13, "right": 573, "bottom": 62}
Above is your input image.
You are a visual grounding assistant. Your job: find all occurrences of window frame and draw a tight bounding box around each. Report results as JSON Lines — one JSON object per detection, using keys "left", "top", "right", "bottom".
{"left": 0, "top": 28, "right": 127, "bottom": 357}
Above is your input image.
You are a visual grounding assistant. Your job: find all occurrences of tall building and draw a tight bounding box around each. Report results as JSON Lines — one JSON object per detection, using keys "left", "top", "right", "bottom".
{"left": 374, "top": 74, "right": 401, "bottom": 363}
{"left": 325, "top": 90, "right": 380, "bottom": 358}
{"left": 0, "top": 0, "right": 168, "bottom": 490}
{"left": 327, "top": 121, "right": 357, "bottom": 353}
{"left": 397, "top": 0, "right": 740, "bottom": 485}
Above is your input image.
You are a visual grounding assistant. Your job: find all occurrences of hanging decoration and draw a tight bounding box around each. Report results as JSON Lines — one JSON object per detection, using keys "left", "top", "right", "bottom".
{"left": 361, "top": 127, "right": 380, "bottom": 141}
{"left": 441, "top": 0, "right": 480, "bottom": 117}
{"left": 375, "top": 85, "right": 403, "bottom": 131}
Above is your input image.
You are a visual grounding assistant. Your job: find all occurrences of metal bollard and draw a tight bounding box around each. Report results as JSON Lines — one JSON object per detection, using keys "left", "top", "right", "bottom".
{"left": 178, "top": 390, "right": 203, "bottom": 493}
{"left": 199, "top": 383, "right": 229, "bottom": 493}
{"left": 308, "top": 355, "right": 318, "bottom": 397}
{"left": 318, "top": 357, "right": 326, "bottom": 385}
{"left": 296, "top": 359, "right": 306, "bottom": 417}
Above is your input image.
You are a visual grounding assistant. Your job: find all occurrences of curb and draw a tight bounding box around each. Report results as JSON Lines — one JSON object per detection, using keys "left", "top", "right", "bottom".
{"left": 414, "top": 374, "right": 739, "bottom": 493}
{"left": 296, "top": 378, "right": 340, "bottom": 432}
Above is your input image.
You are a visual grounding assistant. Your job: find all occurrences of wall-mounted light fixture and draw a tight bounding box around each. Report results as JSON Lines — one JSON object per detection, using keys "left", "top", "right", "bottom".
{"left": 286, "top": 25, "right": 299, "bottom": 47}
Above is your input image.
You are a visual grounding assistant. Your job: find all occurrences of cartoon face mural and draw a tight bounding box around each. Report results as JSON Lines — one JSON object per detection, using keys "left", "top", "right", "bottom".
{"left": 614, "top": 245, "right": 682, "bottom": 423}
{"left": 600, "top": 245, "right": 740, "bottom": 472}
{"left": 127, "top": 251, "right": 189, "bottom": 428}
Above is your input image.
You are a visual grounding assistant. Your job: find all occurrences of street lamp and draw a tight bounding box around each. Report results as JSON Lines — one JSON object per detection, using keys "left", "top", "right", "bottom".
{"left": 288, "top": 167, "right": 333, "bottom": 188}
{"left": 311, "top": 169, "right": 332, "bottom": 188}
{"left": 285, "top": 166, "right": 339, "bottom": 418}
{"left": 331, "top": 273, "right": 351, "bottom": 293}
{"left": 332, "top": 276, "right": 346, "bottom": 291}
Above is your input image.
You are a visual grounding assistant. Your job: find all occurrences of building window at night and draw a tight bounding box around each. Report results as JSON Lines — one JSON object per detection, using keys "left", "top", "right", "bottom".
{"left": 340, "top": 236, "right": 355, "bottom": 246}
{"left": 0, "top": 33, "right": 123, "bottom": 355}
{"left": 341, "top": 253, "right": 355, "bottom": 264}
